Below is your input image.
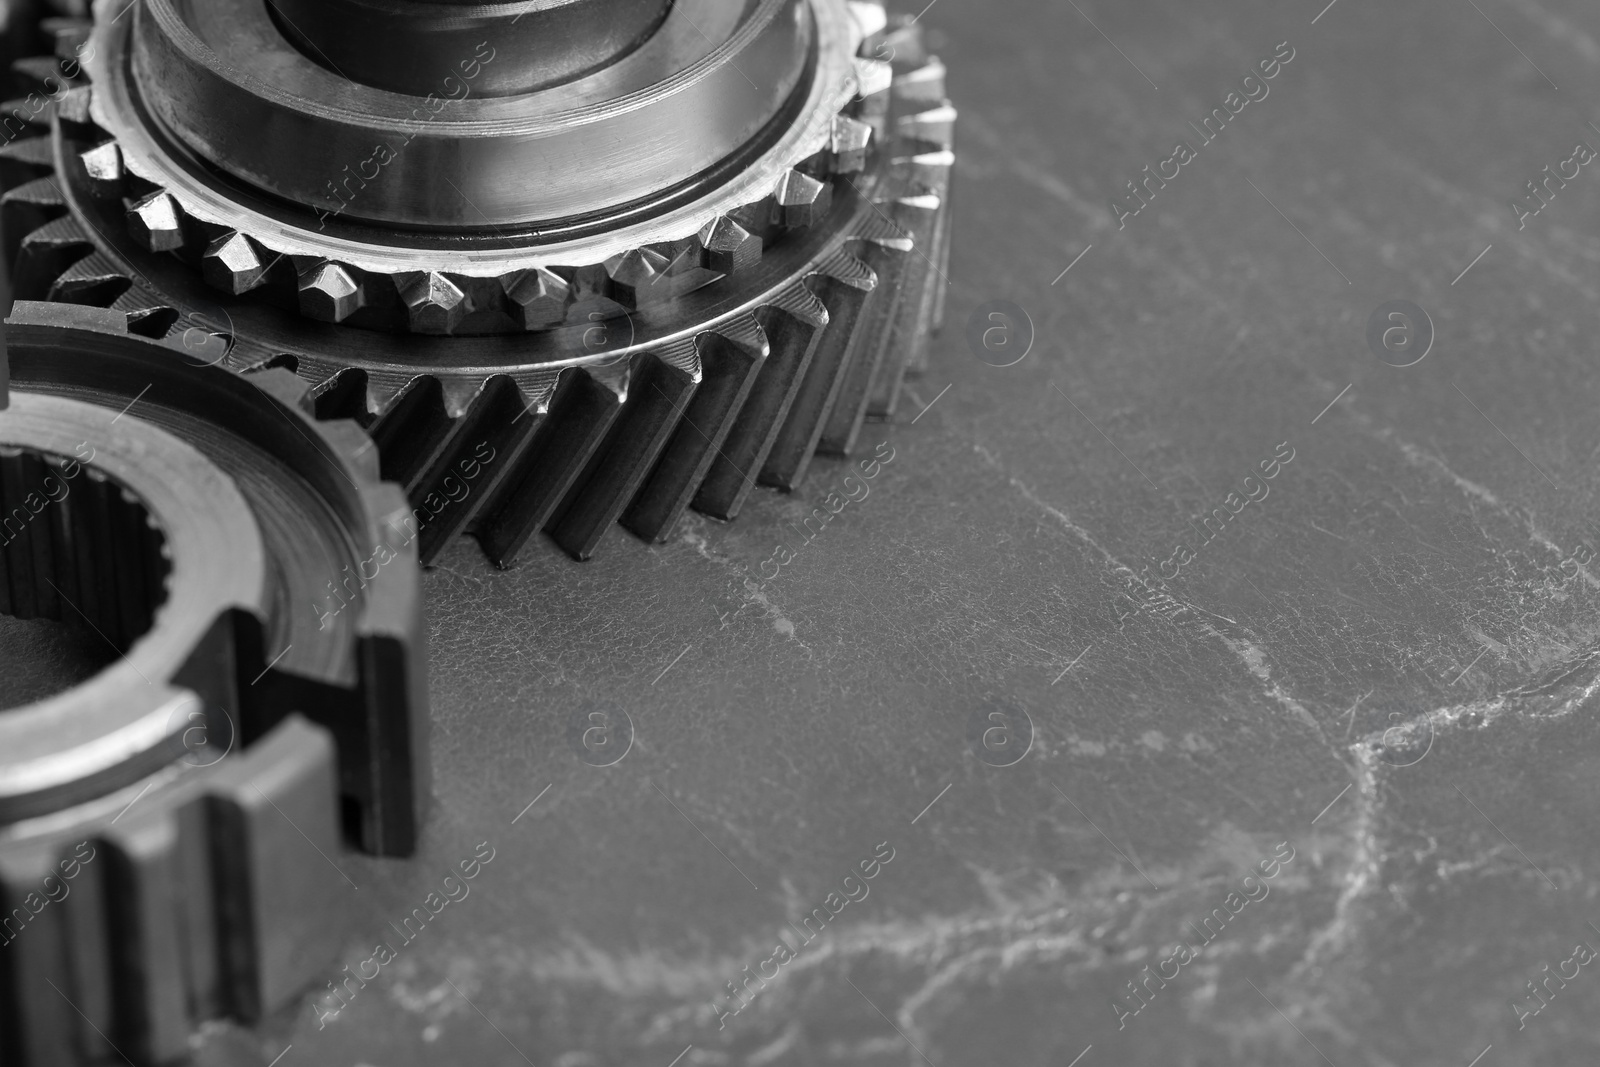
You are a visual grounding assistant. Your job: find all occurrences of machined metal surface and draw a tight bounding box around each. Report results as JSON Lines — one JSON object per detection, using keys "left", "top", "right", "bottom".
{"left": 83, "top": 0, "right": 866, "bottom": 312}
{"left": 115, "top": 0, "right": 812, "bottom": 227}
{"left": 1, "top": 3, "right": 955, "bottom": 569}
{"left": 269, "top": 0, "right": 675, "bottom": 97}
{"left": 0, "top": 302, "right": 429, "bottom": 1064}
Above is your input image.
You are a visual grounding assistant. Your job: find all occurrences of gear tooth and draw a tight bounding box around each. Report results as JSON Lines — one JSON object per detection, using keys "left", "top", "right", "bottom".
{"left": 4, "top": 177, "right": 69, "bottom": 286}
{"left": 245, "top": 367, "right": 318, "bottom": 415}
{"left": 0, "top": 97, "right": 50, "bottom": 139}
{"left": 828, "top": 115, "right": 875, "bottom": 175}
{"left": 127, "top": 191, "right": 185, "bottom": 252}
{"left": 297, "top": 260, "right": 364, "bottom": 322}
{"left": 771, "top": 278, "right": 831, "bottom": 330}
{"left": 926, "top": 192, "right": 953, "bottom": 337}
{"left": 17, "top": 214, "right": 91, "bottom": 252}
{"left": 853, "top": 56, "right": 894, "bottom": 99}
{"left": 439, "top": 376, "right": 486, "bottom": 419}
{"left": 173, "top": 309, "right": 235, "bottom": 367}
{"left": 12, "top": 214, "right": 94, "bottom": 300}
{"left": 308, "top": 366, "right": 371, "bottom": 422}
{"left": 870, "top": 233, "right": 945, "bottom": 416}
{"left": 623, "top": 316, "right": 769, "bottom": 542}
{"left": 896, "top": 103, "right": 957, "bottom": 148}
{"left": 605, "top": 248, "right": 673, "bottom": 307}
{"left": 0, "top": 845, "right": 84, "bottom": 1060}
{"left": 398, "top": 270, "right": 470, "bottom": 334}
{"left": 43, "top": 16, "right": 94, "bottom": 59}
{"left": 48, "top": 253, "right": 132, "bottom": 307}
{"left": 566, "top": 262, "right": 612, "bottom": 304}
{"left": 710, "top": 315, "right": 769, "bottom": 362}
{"left": 203, "top": 718, "right": 360, "bottom": 956}
{"left": 78, "top": 141, "right": 125, "bottom": 199}
{"left": 3, "top": 174, "right": 65, "bottom": 213}
{"left": 727, "top": 196, "right": 777, "bottom": 241}
{"left": 895, "top": 149, "right": 955, "bottom": 192}
{"left": 847, "top": 1, "right": 889, "bottom": 38}
{"left": 550, "top": 340, "right": 699, "bottom": 559}
{"left": 405, "top": 376, "right": 551, "bottom": 563}
{"left": 121, "top": 303, "right": 180, "bottom": 340}
{"left": 364, "top": 373, "right": 414, "bottom": 418}
{"left": 586, "top": 351, "right": 633, "bottom": 402}
{"left": 201, "top": 231, "right": 267, "bottom": 295}
{"left": 10, "top": 55, "right": 69, "bottom": 93}
{"left": 697, "top": 216, "right": 762, "bottom": 274}
{"left": 819, "top": 223, "right": 924, "bottom": 454}
{"left": 501, "top": 266, "right": 571, "bottom": 330}
{"left": 760, "top": 253, "right": 878, "bottom": 491}
{"left": 895, "top": 191, "right": 943, "bottom": 213}
{"left": 0, "top": 136, "right": 56, "bottom": 191}
{"left": 774, "top": 170, "right": 832, "bottom": 228}
{"left": 53, "top": 84, "right": 94, "bottom": 127}
{"left": 694, "top": 293, "right": 829, "bottom": 521}
{"left": 474, "top": 365, "right": 626, "bottom": 567}
{"left": 366, "top": 376, "right": 456, "bottom": 492}
{"left": 894, "top": 56, "right": 947, "bottom": 103}
{"left": 511, "top": 372, "right": 562, "bottom": 420}
{"left": 656, "top": 235, "right": 704, "bottom": 280}
{"left": 318, "top": 420, "right": 384, "bottom": 480}
{"left": 817, "top": 248, "right": 879, "bottom": 293}
{"left": 879, "top": 18, "right": 931, "bottom": 66}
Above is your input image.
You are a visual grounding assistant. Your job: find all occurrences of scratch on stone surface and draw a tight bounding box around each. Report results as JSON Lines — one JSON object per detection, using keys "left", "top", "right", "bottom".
{"left": 962, "top": 117, "right": 1110, "bottom": 231}
{"left": 476, "top": 823, "right": 1328, "bottom": 1064}
{"left": 1210, "top": 632, "right": 1326, "bottom": 742}
{"left": 526, "top": 873, "right": 1093, "bottom": 1045}
{"left": 1288, "top": 751, "right": 1380, "bottom": 987}
{"left": 1006, "top": 156, "right": 1111, "bottom": 229}
{"left": 746, "top": 583, "right": 806, "bottom": 648}
{"left": 1391, "top": 439, "right": 1502, "bottom": 509}
{"left": 679, "top": 523, "right": 805, "bottom": 644}
{"left": 679, "top": 522, "right": 742, "bottom": 573}
{"left": 977, "top": 441, "right": 1325, "bottom": 740}
{"left": 1294, "top": 642, "right": 1600, "bottom": 986}
{"left": 1362, "top": 428, "right": 1600, "bottom": 594}
{"left": 971, "top": 442, "right": 1135, "bottom": 574}
{"left": 1331, "top": 405, "right": 1520, "bottom": 522}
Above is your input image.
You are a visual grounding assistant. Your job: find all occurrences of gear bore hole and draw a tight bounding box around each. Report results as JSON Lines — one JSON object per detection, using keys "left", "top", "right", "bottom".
{"left": 0, "top": 446, "right": 171, "bottom": 710}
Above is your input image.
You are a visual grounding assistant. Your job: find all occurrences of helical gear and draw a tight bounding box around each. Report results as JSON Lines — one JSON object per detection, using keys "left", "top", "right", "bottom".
{"left": 0, "top": 1, "right": 956, "bottom": 566}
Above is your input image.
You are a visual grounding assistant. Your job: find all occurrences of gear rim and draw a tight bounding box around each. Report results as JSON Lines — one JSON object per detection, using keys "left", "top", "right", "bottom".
{"left": 75, "top": 0, "right": 881, "bottom": 336}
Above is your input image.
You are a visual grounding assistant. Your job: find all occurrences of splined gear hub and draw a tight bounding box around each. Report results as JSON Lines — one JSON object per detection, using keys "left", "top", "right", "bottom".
{"left": 0, "top": 302, "right": 428, "bottom": 1067}
{"left": 0, "top": 0, "right": 955, "bottom": 564}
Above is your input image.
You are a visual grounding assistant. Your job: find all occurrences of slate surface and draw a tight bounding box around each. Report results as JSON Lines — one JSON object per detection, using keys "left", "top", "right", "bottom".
{"left": 62, "top": 0, "right": 1600, "bottom": 1064}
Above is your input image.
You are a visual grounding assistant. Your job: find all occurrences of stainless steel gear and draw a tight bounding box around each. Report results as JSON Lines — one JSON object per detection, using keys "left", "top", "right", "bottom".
{"left": 0, "top": 301, "right": 428, "bottom": 1066}
{"left": 0, "top": 0, "right": 955, "bottom": 564}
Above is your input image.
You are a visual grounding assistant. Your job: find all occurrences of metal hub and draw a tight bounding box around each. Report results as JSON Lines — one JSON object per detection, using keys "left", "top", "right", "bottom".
{"left": 124, "top": 0, "right": 813, "bottom": 228}
{"left": 269, "top": 0, "right": 676, "bottom": 97}
{"left": 0, "top": 301, "right": 429, "bottom": 855}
